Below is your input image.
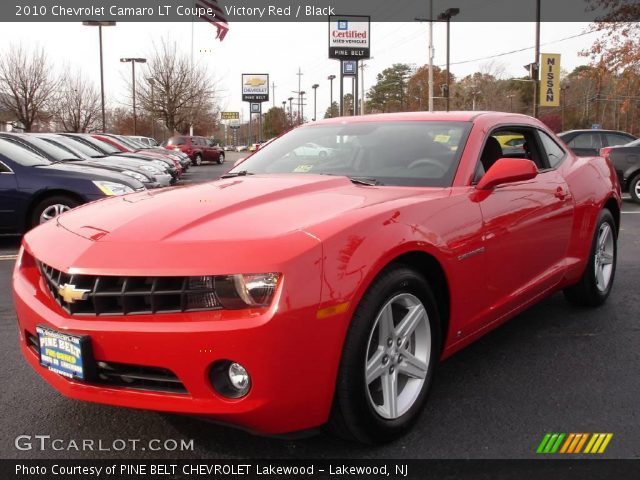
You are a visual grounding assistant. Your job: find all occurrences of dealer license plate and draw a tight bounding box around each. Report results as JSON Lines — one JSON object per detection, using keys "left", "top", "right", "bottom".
{"left": 36, "top": 326, "right": 87, "bottom": 380}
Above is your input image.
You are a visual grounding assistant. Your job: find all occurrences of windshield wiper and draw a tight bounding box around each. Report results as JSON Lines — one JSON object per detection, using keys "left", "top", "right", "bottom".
{"left": 220, "top": 171, "right": 254, "bottom": 179}
{"left": 348, "top": 176, "right": 383, "bottom": 186}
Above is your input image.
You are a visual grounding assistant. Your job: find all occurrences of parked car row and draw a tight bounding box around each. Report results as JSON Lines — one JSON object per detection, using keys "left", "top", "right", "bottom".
{"left": 557, "top": 129, "right": 640, "bottom": 203}
{"left": 0, "top": 133, "right": 191, "bottom": 234}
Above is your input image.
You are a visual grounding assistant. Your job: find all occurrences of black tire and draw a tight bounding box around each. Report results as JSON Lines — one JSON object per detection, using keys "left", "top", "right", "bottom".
{"left": 629, "top": 173, "right": 640, "bottom": 204}
{"left": 328, "top": 264, "right": 441, "bottom": 444}
{"left": 563, "top": 209, "right": 617, "bottom": 307}
{"left": 217, "top": 153, "right": 225, "bottom": 165}
{"left": 194, "top": 154, "right": 203, "bottom": 166}
{"left": 30, "top": 195, "right": 80, "bottom": 230}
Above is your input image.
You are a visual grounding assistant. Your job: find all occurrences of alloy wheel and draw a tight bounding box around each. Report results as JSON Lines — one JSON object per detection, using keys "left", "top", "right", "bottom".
{"left": 39, "top": 204, "right": 71, "bottom": 224}
{"left": 364, "top": 293, "right": 431, "bottom": 420}
{"left": 594, "top": 222, "right": 615, "bottom": 292}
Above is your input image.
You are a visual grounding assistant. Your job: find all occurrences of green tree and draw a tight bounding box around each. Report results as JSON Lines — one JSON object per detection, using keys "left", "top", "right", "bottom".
{"left": 263, "top": 107, "right": 286, "bottom": 138}
{"left": 367, "top": 63, "right": 413, "bottom": 113}
{"left": 324, "top": 101, "right": 339, "bottom": 118}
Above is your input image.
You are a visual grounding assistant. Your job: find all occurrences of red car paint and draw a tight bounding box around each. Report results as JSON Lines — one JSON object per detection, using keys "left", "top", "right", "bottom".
{"left": 13, "top": 112, "right": 621, "bottom": 434}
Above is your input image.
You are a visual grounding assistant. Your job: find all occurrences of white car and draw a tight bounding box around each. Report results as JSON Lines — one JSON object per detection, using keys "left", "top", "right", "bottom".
{"left": 129, "top": 136, "right": 159, "bottom": 147}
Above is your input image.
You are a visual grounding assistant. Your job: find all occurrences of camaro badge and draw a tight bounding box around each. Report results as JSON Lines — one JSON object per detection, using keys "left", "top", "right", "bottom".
{"left": 57, "top": 284, "right": 90, "bottom": 304}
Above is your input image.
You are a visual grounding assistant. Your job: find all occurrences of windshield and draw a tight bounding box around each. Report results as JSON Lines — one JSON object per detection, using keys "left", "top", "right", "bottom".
{"left": 0, "top": 138, "right": 51, "bottom": 166}
{"left": 113, "top": 135, "right": 144, "bottom": 149}
{"left": 41, "top": 136, "right": 97, "bottom": 158}
{"left": 15, "top": 135, "right": 82, "bottom": 161}
{"left": 229, "top": 121, "right": 472, "bottom": 187}
{"left": 65, "top": 135, "right": 121, "bottom": 154}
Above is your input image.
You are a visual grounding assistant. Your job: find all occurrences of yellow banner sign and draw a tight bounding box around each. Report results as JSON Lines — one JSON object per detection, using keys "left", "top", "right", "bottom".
{"left": 221, "top": 112, "right": 240, "bottom": 120}
{"left": 540, "top": 53, "right": 561, "bottom": 107}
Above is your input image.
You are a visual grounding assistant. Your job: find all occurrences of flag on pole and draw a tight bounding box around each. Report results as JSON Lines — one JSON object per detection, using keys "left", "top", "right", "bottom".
{"left": 196, "top": 0, "right": 230, "bottom": 41}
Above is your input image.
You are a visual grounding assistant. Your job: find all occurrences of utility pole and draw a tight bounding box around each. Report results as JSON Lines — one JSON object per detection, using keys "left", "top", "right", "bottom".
{"left": 360, "top": 62, "right": 367, "bottom": 115}
{"left": 300, "top": 91, "right": 306, "bottom": 123}
{"left": 533, "top": 0, "right": 541, "bottom": 118}
{"left": 296, "top": 67, "right": 303, "bottom": 121}
{"left": 272, "top": 81, "right": 276, "bottom": 108}
{"left": 428, "top": 0, "right": 434, "bottom": 112}
{"left": 414, "top": 0, "right": 435, "bottom": 112}
{"left": 120, "top": 57, "right": 147, "bottom": 135}
{"left": 288, "top": 97, "right": 293, "bottom": 125}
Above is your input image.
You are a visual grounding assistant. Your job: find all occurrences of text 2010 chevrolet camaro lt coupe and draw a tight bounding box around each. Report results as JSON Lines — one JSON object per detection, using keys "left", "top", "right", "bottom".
{"left": 13, "top": 112, "right": 620, "bottom": 443}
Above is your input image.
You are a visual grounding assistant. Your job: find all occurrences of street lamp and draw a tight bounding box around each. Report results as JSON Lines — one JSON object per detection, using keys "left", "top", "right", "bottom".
{"left": 299, "top": 91, "right": 306, "bottom": 124}
{"left": 288, "top": 97, "right": 294, "bottom": 125}
{"left": 120, "top": 57, "right": 147, "bottom": 135}
{"left": 83, "top": 21, "right": 116, "bottom": 132}
{"left": 312, "top": 84, "right": 319, "bottom": 121}
{"left": 437, "top": 7, "right": 459, "bottom": 112}
{"left": 327, "top": 75, "right": 336, "bottom": 117}
{"left": 149, "top": 78, "right": 156, "bottom": 139}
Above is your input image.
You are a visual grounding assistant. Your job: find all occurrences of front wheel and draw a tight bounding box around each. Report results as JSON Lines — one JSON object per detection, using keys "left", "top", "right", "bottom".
{"left": 217, "top": 153, "right": 225, "bottom": 165}
{"left": 564, "top": 209, "right": 617, "bottom": 307}
{"left": 629, "top": 173, "right": 640, "bottom": 204}
{"left": 30, "top": 195, "right": 80, "bottom": 229}
{"left": 194, "top": 154, "right": 203, "bottom": 166}
{"left": 328, "top": 265, "right": 441, "bottom": 443}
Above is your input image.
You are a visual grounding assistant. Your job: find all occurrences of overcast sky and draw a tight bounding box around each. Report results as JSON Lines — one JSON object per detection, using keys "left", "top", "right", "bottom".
{"left": 0, "top": 21, "right": 598, "bottom": 122}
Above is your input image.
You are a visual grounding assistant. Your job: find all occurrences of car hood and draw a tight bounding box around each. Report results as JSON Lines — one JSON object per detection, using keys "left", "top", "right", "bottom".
{"left": 36, "top": 162, "right": 143, "bottom": 188}
{"left": 56, "top": 174, "right": 446, "bottom": 243}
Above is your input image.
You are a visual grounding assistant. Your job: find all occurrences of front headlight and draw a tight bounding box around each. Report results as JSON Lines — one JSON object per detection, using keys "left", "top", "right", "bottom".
{"left": 93, "top": 181, "right": 135, "bottom": 196}
{"left": 151, "top": 160, "right": 168, "bottom": 169}
{"left": 140, "top": 165, "right": 161, "bottom": 174}
{"left": 185, "top": 273, "right": 280, "bottom": 310}
{"left": 122, "top": 170, "right": 148, "bottom": 182}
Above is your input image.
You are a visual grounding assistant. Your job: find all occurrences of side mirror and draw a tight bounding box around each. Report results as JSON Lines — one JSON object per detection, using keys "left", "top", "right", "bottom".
{"left": 476, "top": 158, "right": 538, "bottom": 190}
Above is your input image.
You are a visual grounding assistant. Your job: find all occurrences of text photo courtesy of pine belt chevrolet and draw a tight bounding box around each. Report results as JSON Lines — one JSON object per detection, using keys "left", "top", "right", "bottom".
{"left": 13, "top": 112, "right": 620, "bottom": 443}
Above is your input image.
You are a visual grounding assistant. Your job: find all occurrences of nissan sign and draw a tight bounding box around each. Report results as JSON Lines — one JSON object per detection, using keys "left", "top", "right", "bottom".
{"left": 329, "top": 15, "right": 370, "bottom": 60}
{"left": 242, "top": 74, "right": 269, "bottom": 102}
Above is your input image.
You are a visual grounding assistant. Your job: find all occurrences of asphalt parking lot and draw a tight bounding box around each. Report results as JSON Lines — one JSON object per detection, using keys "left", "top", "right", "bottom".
{"left": 1, "top": 161, "right": 639, "bottom": 460}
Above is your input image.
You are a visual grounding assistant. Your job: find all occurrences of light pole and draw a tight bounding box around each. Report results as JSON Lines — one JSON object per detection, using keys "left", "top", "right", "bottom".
{"left": 327, "top": 75, "right": 336, "bottom": 117}
{"left": 83, "top": 21, "right": 116, "bottom": 132}
{"left": 149, "top": 78, "right": 156, "bottom": 140}
{"left": 437, "top": 8, "right": 459, "bottom": 112}
{"left": 288, "top": 97, "right": 294, "bottom": 125}
{"left": 312, "top": 84, "right": 319, "bottom": 121}
{"left": 120, "top": 57, "right": 147, "bottom": 135}
{"left": 507, "top": 94, "right": 515, "bottom": 112}
{"left": 300, "top": 91, "right": 306, "bottom": 124}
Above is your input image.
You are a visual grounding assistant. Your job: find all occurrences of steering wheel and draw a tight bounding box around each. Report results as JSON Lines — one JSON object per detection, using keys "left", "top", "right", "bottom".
{"left": 407, "top": 158, "right": 448, "bottom": 174}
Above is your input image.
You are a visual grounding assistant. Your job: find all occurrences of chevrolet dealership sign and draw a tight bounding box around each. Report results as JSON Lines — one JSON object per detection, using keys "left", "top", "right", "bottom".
{"left": 242, "top": 74, "right": 269, "bottom": 102}
{"left": 328, "top": 15, "right": 370, "bottom": 60}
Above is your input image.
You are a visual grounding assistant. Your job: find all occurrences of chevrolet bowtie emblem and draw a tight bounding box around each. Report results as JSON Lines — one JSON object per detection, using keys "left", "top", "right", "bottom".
{"left": 57, "top": 284, "right": 90, "bottom": 304}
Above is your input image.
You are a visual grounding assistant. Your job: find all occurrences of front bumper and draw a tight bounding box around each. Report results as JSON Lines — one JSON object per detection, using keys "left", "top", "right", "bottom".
{"left": 12, "top": 239, "right": 341, "bottom": 435}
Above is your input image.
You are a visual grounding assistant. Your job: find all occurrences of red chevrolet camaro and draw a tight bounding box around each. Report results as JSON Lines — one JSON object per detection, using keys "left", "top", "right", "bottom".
{"left": 13, "top": 112, "right": 620, "bottom": 443}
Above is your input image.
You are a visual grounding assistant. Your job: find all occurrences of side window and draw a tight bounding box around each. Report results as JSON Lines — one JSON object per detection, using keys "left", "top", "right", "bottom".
{"left": 474, "top": 127, "right": 542, "bottom": 182}
{"left": 604, "top": 133, "right": 634, "bottom": 147}
{"left": 568, "top": 133, "right": 602, "bottom": 150}
{"left": 0, "top": 161, "right": 11, "bottom": 173}
{"left": 538, "top": 131, "right": 566, "bottom": 168}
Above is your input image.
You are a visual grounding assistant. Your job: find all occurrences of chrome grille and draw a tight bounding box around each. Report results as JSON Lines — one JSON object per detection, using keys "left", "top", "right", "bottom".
{"left": 38, "top": 262, "right": 221, "bottom": 316}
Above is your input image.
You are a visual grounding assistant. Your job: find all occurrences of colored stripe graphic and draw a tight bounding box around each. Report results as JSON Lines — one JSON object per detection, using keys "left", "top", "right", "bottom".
{"left": 537, "top": 433, "right": 613, "bottom": 454}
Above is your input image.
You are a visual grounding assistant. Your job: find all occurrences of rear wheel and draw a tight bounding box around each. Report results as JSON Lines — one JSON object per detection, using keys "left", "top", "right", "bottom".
{"left": 328, "top": 265, "right": 441, "bottom": 443}
{"left": 30, "top": 195, "right": 80, "bottom": 229}
{"left": 629, "top": 173, "right": 640, "bottom": 204}
{"left": 564, "top": 209, "right": 617, "bottom": 307}
{"left": 218, "top": 153, "right": 225, "bottom": 165}
{"left": 194, "top": 154, "right": 203, "bottom": 166}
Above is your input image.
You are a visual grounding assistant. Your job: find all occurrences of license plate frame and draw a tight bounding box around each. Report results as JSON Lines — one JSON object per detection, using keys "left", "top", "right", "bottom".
{"left": 36, "top": 325, "right": 94, "bottom": 381}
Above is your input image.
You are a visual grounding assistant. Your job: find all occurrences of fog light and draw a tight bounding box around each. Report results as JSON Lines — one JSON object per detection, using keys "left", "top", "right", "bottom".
{"left": 210, "top": 360, "right": 251, "bottom": 398}
{"left": 228, "top": 363, "right": 250, "bottom": 392}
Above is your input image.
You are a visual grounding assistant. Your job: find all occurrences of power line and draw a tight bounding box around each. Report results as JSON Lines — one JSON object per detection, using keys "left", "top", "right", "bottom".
{"left": 441, "top": 29, "right": 598, "bottom": 68}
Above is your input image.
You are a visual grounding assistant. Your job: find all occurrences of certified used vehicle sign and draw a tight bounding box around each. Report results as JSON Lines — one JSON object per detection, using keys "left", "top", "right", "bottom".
{"left": 36, "top": 326, "right": 86, "bottom": 380}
